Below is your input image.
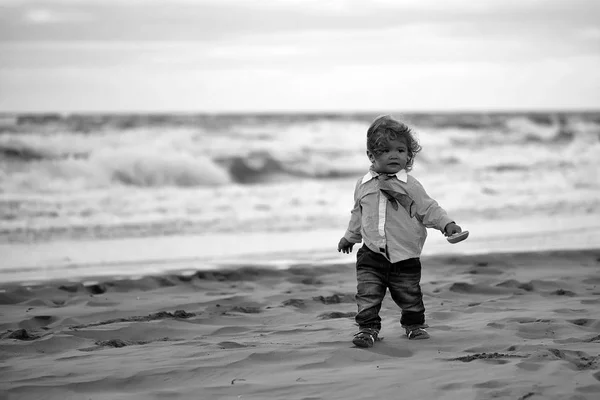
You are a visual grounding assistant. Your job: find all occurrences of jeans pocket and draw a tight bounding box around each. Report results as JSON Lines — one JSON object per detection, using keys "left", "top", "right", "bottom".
{"left": 356, "top": 245, "right": 366, "bottom": 265}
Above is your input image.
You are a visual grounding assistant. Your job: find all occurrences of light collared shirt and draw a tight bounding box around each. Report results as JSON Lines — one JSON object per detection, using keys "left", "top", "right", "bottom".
{"left": 344, "top": 169, "right": 454, "bottom": 263}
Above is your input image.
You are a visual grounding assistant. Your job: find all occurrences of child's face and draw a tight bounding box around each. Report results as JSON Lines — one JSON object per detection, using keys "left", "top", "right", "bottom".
{"left": 367, "top": 137, "right": 409, "bottom": 174}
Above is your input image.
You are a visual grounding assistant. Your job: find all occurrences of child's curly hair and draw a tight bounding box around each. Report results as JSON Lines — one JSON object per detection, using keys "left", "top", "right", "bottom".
{"left": 367, "top": 115, "right": 422, "bottom": 172}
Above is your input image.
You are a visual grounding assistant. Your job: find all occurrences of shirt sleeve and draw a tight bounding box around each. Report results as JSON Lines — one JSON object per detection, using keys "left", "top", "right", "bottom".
{"left": 409, "top": 177, "right": 454, "bottom": 231}
{"left": 343, "top": 179, "right": 363, "bottom": 243}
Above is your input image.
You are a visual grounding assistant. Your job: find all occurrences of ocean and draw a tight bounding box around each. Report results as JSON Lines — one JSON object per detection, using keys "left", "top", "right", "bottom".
{"left": 1, "top": 112, "right": 600, "bottom": 282}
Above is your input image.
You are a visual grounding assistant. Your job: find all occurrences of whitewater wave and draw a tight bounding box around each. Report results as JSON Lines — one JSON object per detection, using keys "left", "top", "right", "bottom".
{"left": 1, "top": 112, "right": 598, "bottom": 194}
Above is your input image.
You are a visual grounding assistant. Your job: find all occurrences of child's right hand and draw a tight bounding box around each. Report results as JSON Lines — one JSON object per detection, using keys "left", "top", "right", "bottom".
{"left": 337, "top": 237, "right": 355, "bottom": 254}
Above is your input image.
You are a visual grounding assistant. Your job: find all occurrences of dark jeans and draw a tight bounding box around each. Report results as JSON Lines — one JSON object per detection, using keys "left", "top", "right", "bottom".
{"left": 355, "top": 245, "right": 425, "bottom": 331}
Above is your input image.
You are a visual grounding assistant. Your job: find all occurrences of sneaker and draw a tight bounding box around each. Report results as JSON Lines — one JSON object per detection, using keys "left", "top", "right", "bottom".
{"left": 405, "top": 326, "right": 430, "bottom": 340}
{"left": 352, "top": 328, "right": 379, "bottom": 348}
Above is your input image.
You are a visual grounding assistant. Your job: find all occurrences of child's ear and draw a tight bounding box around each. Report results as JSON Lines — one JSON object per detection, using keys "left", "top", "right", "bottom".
{"left": 366, "top": 150, "right": 375, "bottom": 163}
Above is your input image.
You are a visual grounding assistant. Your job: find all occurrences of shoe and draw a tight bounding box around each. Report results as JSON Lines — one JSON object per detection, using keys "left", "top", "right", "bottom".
{"left": 405, "top": 326, "right": 430, "bottom": 340}
{"left": 352, "top": 328, "right": 379, "bottom": 348}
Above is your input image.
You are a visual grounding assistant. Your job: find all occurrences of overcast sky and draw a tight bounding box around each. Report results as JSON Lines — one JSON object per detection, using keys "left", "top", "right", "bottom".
{"left": 1, "top": 0, "right": 599, "bottom": 112}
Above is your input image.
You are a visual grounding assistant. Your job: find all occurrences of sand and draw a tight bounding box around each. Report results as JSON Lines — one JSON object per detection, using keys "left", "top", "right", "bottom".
{"left": 1, "top": 248, "right": 600, "bottom": 400}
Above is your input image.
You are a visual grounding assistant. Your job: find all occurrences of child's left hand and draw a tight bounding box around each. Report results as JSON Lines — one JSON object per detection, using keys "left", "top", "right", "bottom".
{"left": 444, "top": 222, "right": 462, "bottom": 237}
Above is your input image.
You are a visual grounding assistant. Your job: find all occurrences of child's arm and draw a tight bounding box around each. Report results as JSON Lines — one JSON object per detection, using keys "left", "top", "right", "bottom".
{"left": 338, "top": 180, "right": 362, "bottom": 253}
{"left": 409, "top": 177, "right": 457, "bottom": 234}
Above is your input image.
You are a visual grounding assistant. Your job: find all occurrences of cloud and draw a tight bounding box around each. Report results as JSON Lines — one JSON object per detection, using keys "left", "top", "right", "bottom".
{"left": 1, "top": 0, "right": 599, "bottom": 111}
{"left": 1, "top": 0, "right": 598, "bottom": 42}
{"left": 22, "top": 8, "right": 90, "bottom": 24}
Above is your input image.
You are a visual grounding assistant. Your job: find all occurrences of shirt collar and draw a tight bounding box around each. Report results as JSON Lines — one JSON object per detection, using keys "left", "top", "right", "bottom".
{"left": 361, "top": 169, "right": 408, "bottom": 184}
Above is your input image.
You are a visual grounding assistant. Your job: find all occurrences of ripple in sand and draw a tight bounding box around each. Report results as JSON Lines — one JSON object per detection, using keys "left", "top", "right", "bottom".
{"left": 218, "top": 341, "right": 252, "bottom": 349}
{"left": 550, "top": 288, "right": 577, "bottom": 296}
{"left": 428, "top": 311, "right": 458, "bottom": 320}
{"left": 467, "top": 267, "right": 503, "bottom": 275}
{"left": 581, "top": 298, "right": 600, "bottom": 304}
{"left": 554, "top": 333, "right": 600, "bottom": 344}
{"left": 80, "top": 337, "right": 176, "bottom": 351}
{"left": 583, "top": 334, "right": 600, "bottom": 342}
{"left": 516, "top": 361, "right": 544, "bottom": 371}
{"left": 18, "top": 315, "right": 58, "bottom": 330}
{"left": 282, "top": 299, "right": 305, "bottom": 308}
{"left": 211, "top": 326, "right": 252, "bottom": 336}
{"left": 227, "top": 306, "right": 261, "bottom": 314}
{"left": 472, "top": 379, "right": 506, "bottom": 388}
{"left": 312, "top": 293, "right": 355, "bottom": 304}
{"left": 0, "top": 292, "right": 29, "bottom": 305}
{"left": 85, "top": 299, "right": 121, "bottom": 307}
{"left": 58, "top": 283, "right": 82, "bottom": 293}
{"left": 553, "top": 308, "right": 587, "bottom": 314}
{"left": 227, "top": 350, "right": 300, "bottom": 368}
{"left": 448, "top": 352, "right": 528, "bottom": 363}
{"left": 576, "top": 383, "right": 600, "bottom": 394}
{"left": 495, "top": 279, "right": 534, "bottom": 292}
{"left": 317, "top": 311, "right": 356, "bottom": 320}
{"left": 69, "top": 310, "right": 196, "bottom": 329}
{"left": 583, "top": 276, "right": 600, "bottom": 285}
{"left": 83, "top": 282, "right": 107, "bottom": 295}
{"left": 545, "top": 348, "right": 599, "bottom": 370}
{"left": 568, "top": 318, "right": 600, "bottom": 330}
{"left": 449, "top": 282, "right": 513, "bottom": 295}
{"left": 296, "top": 347, "right": 403, "bottom": 370}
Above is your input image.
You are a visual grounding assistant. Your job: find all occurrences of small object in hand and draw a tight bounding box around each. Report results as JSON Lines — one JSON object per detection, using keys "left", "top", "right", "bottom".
{"left": 447, "top": 230, "right": 469, "bottom": 244}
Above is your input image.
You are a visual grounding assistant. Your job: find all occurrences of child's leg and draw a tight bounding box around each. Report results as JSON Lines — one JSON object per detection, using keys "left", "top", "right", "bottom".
{"left": 388, "top": 258, "right": 427, "bottom": 334}
{"left": 354, "top": 246, "right": 388, "bottom": 332}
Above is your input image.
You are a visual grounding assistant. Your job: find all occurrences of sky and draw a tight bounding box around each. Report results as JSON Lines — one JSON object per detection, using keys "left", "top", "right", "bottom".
{"left": 0, "top": 0, "right": 599, "bottom": 113}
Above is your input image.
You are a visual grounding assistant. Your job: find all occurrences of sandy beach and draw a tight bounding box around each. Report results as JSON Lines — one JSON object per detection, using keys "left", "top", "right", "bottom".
{"left": 2, "top": 245, "right": 600, "bottom": 400}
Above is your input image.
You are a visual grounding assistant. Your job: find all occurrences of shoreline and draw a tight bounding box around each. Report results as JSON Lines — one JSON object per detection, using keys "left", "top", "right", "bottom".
{"left": 1, "top": 246, "right": 598, "bottom": 292}
{"left": 2, "top": 212, "right": 600, "bottom": 285}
